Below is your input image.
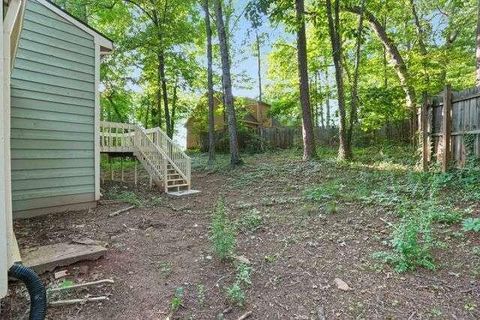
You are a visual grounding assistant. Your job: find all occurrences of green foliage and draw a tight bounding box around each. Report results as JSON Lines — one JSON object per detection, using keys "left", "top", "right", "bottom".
{"left": 225, "top": 282, "right": 245, "bottom": 307}
{"left": 237, "top": 209, "right": 263, "bottom": 233}
{"left": 170, "top": 287, "right": 185, "bottom": 313}
{"left": 235, "top": 263, "right": 252, "bottom": 287}
{"left": 374, "top": 214, "right": 436, "bottom": 273}
{"left": 159, "top": 261, "right": 172, "bottom": 278}
{"left": 107, "top": 188, "right": 142, "bottom": 207}
{"left": 210, "top": 198, "right": 236, "bottom": 261}
{"left": 225, "top": 262, "right": 253, "bottom": 307}
{"left": 463, "top": 218, "right": 480, "bottom": 233}
{"left": 196, "top": 284, "right": 205, "bottom": 307}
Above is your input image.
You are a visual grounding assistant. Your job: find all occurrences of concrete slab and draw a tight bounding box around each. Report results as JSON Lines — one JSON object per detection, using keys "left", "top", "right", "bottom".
{"left": 22, "top": 242, "right": 107, "bottom": 274}
{"left": 167, "top": 190, "right": 201, "bottom": 197}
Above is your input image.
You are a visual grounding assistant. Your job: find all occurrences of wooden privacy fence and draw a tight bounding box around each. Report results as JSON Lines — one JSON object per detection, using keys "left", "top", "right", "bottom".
{"left": 258, "top": 127, "right": 295, "bottom": 149}
{"left": 421, "top": 86, "right": 480, "bottom": 171}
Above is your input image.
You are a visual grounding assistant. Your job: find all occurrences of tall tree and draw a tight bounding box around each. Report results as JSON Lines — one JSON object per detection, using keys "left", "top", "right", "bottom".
{"left": 346, "top": 0, "right": 365, "bottom": 152}
{"left": 295, "top": 0, "right": 316, "bottom": 160}
{"left": 255, "top": 29, "right": 263, "bottom": 102}
{"left": 476, "top": 0, "right": 480, "bottom": 86}
{"left": 203, "top": 0, "right": 216, "bottom": 165}
{"left": 326, "top": 0, "right": 350, "bottom": 160}
{"left": 344, "top": 4, "right": 417, "bottom": 139}
{"left": 214, "top": 0, "right": 242, "bottom": 165}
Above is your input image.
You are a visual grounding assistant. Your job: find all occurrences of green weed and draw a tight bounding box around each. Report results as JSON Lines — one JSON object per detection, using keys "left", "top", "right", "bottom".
{"left": 374, "top": 213, "right": 436, "bottom": 272}
{"left": 196, "top": 284, "right": 205, "bottom": 307}
{"left": 170, "top": 287, "right": 184, "bottom": 313}
{"left": 159, "top": 261, "right": 172, "bottom": 278}
{"left": 210, "top": 198, "right": 236, "bottom": 261}
{"left": 237, "top": 209, "right": 263, "bottom": 232}
{"left": 235, "top": 263, "right": 252, "bottom": 287}
{"left": 107, "top": 188, "right": 142, "bottom": 207}
{"left": 463, "top": 218, "right": 480, "bottom": 232}
{"left": 226, "top": 282, "right": 245, "bottom": 307}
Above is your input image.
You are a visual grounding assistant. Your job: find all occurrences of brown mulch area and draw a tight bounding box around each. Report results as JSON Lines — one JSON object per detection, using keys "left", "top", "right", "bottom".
{"left": 1, "top": 155, "right": 480, "bottom": 319}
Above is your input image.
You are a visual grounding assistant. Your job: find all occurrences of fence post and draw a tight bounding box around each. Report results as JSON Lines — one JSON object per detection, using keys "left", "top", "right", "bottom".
{"left": 441, "top": 85, "right": 452, "bottom": 173}
{"left": 421, "top": 94, "right": 429, "bottom": 171}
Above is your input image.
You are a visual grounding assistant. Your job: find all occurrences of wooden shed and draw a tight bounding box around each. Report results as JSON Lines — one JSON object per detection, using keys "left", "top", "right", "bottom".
{"left": 7, "top": 0, "right": 113, "bottom": 219}
{"left": 185, "top": 93, "right": 277, "bottom": 149}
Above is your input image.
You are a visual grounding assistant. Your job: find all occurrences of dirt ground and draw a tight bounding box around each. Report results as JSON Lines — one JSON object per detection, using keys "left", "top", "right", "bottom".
{"left": 2, "top": 149, "right": 480, "bottom": 319}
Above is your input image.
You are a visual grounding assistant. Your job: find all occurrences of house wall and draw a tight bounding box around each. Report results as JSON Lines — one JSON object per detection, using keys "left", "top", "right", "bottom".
{"left": 10, "top": 0, "right": 96, "bottom": 219}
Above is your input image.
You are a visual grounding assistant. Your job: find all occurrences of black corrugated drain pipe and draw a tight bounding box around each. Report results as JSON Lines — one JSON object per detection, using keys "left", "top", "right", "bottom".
{"left": 8, "top": 264, "right": 47, "bottom": 320}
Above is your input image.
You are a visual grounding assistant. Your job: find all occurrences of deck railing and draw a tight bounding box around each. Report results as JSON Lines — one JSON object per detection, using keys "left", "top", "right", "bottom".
{"left": 100, "top": 121, "right": 137, "bottom": 153}
{"left": 99, "top": 121, "right": 191, "bottom": 189}
{"left": 134, "top": 127, "right": 169, "bottom": 184}
{"left": 145, "top": 128, "right": 191, "bottom": 184}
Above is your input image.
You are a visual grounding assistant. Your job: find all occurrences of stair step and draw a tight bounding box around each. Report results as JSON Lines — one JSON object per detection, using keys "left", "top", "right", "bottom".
{"left": 168, "top": 181, "right": 187, "bottom": 186}
{"left": 167, "top": 183, "right": 189, "bottom": 189}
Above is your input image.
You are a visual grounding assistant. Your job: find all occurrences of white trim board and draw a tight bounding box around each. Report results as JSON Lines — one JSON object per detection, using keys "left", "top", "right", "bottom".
{"left": 94, "top": 43, "right": 100, "bottom": 201}
{"left": 35, "top": 0, "right": 113, "bottom": 51}
{"left": 1, "top": 0, "right": 9, "bottom": 299}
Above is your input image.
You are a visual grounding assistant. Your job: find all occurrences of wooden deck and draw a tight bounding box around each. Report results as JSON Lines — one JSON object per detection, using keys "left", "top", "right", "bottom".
{"left": 99, "top": 121, "right": 193, "bottom": 194}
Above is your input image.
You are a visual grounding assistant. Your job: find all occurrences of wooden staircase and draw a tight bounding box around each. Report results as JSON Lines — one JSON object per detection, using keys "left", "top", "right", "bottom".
{"left": 100, "top": 122, "right": 197, "bottom": 195}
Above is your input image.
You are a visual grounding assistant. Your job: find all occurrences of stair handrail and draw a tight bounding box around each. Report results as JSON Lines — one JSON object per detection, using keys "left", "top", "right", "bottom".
{"left": 135, "top": 125, "right": 190, "bottom": 185}
{"left": 133, "top": 126, "right": 168, "bottom": 184}
{"left": 144, "top": 127, "right": 191, "bottom": 185}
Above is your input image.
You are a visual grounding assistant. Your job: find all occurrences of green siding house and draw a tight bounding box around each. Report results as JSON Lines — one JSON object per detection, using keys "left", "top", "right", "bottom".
{"left": 7, "top": 0, "right": 113, "bottom": 218}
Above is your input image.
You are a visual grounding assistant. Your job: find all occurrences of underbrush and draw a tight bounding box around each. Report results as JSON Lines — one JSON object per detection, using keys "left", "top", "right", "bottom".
{"left": 193, "top": 143, "right": 479, "bottom": 273}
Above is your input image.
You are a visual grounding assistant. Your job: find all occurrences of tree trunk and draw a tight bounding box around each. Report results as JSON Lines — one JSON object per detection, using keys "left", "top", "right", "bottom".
{"left": 476, "top": 0, "right": 480, "bottom": 86}
{"left": 318, "top": 72, "right": 325, "bottom": 129}
{"left": 326, "top": 0, "right": 351, "bottom": 160}
{"left": 203, "top": 0, "right": 216, "bottom": 165}
{"left": 347, "top": 1, "right": 365, "bottom": 152}
{"left": 345, "top": 5, "right": 416, "bottom": 136}
{"left": 255, "top": 29, "right": 263, "bottom": 102}
{"left": 326, "top": 67, "right": 331, "bottom": 129}
{"left": 295, "top": 0, "right": 316, "bottom": 160}
{"left": 214, "top": 0, "right": 242, "bottom": 165}
{"left": 158, "top": 52, "right": 172, "bottom": 137}
{"left": 156, "top": 60, "right": 163, "bottom": 129}
{"left": 171, "top": 78, "right": 178, "bottom": 134}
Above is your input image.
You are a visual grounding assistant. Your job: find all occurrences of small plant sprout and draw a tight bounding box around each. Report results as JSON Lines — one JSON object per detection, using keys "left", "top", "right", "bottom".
{"left": 235, "top": 263, "right": 252, "bottom": 287}
{"left": 226, "top": 282, "right": 245, "bottom": 307}
{"left": 196, "top": 284, "right": 205, "bottom": 307}
{"left": 170, "top": 287, "right": 184, "bottom": 313}
{"left": 463, "top": 218, "right": 480, "bottom": 232}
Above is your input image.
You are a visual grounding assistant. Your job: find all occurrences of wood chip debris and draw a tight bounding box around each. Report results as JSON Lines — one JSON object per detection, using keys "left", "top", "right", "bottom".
{"left": 334, "top": 278, "right": 352, "bottom": 291}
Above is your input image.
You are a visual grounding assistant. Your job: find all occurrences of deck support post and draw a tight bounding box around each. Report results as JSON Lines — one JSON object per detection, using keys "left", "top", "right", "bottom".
{"left": 120, "top": 157, "right": 124, "bottom": 182}
{"left": 109, "top": 157, "right": 114, "bottom": 181}
{"left": 134, "top": 160, "right": 137, "bottom": 186}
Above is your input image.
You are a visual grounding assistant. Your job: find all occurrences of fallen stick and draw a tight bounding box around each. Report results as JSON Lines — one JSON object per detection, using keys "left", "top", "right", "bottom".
{"left": 48, "top": 279, "right": 114, "bottom": 293}
{"left": 49, "top": 296, "right": 109, "bottom": 307}
{"left": 237, "top": 311, "right": 252, "bottom": 320}
{"left": 109, "top": 205, "right": 135, "bottom": 217}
